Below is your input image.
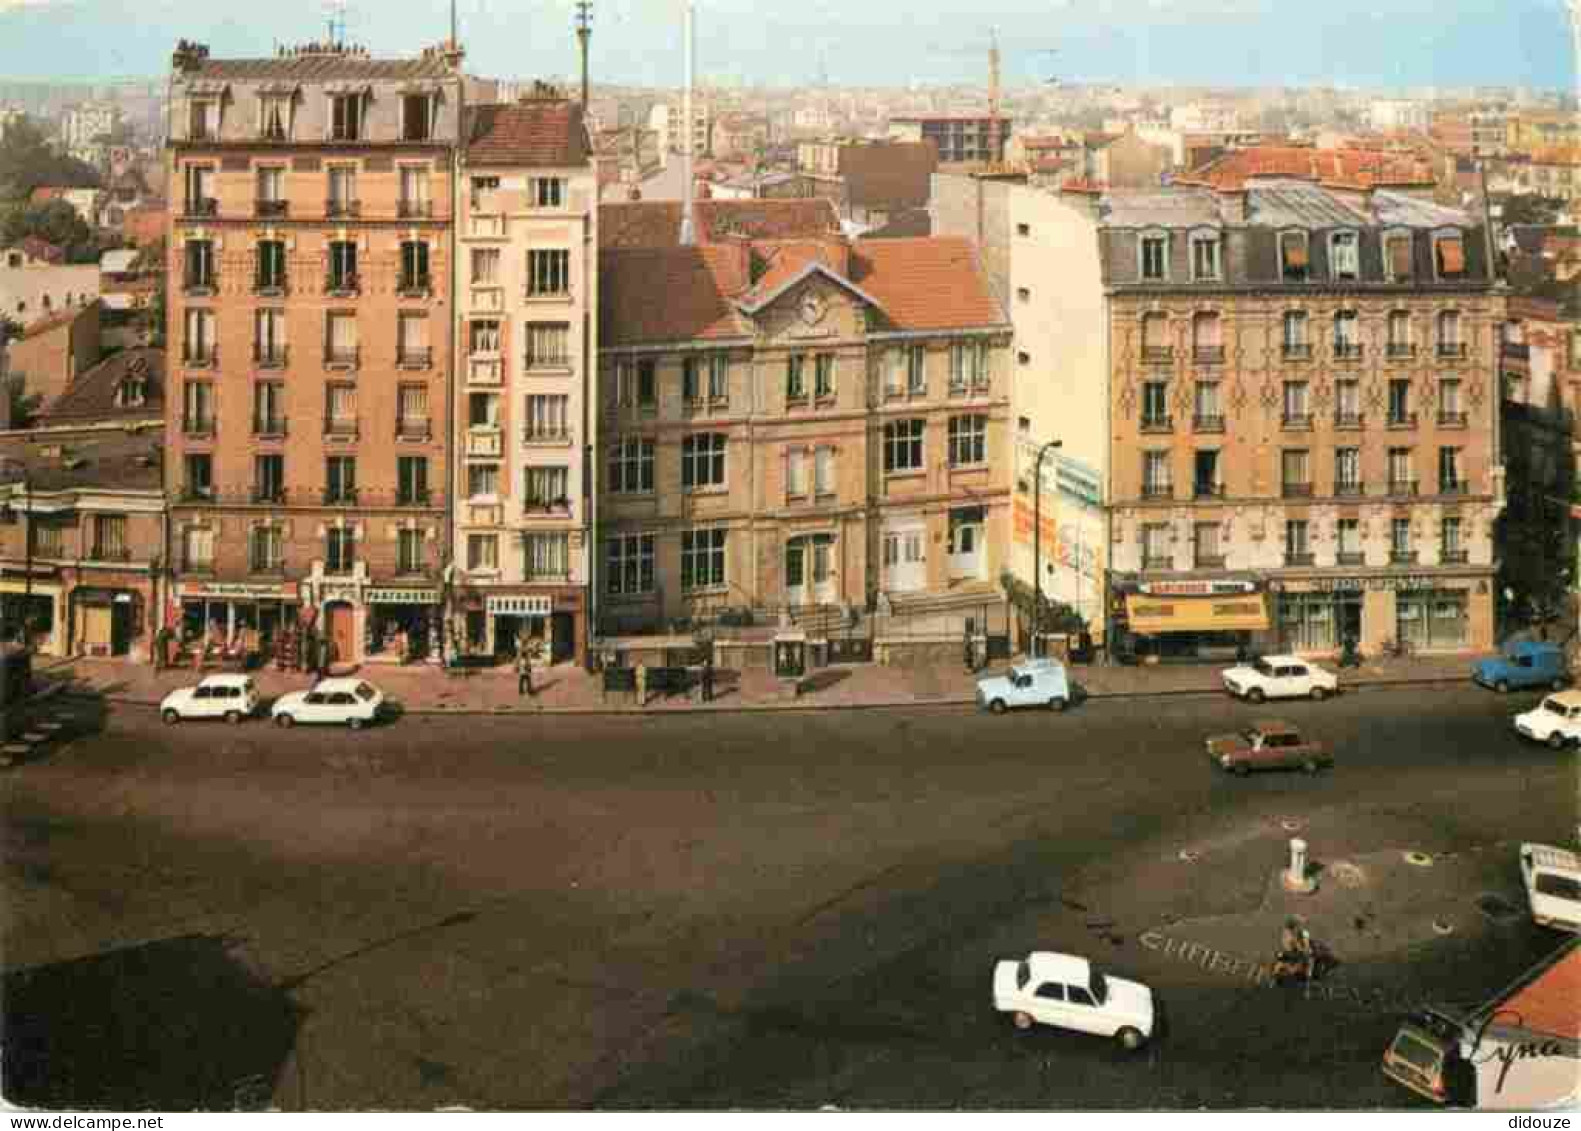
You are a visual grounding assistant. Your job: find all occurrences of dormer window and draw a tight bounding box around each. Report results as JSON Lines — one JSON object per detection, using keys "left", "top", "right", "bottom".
{"left": 401, "top": 93, "right": 435, "bottom": 142}
{"left": 1190, "top": 230, "right": 1221, "bottom": 282}
{"left": 259, "top": 93, "right": 292, "bottom": 141}
{"left": 330, "top": 93, "right": 364, "bottom": 142}
{"left": 1140, "top": 231, "right": 1168, "bottom": 282}
{"left": 1330, "top": 231, "right": 1359, "bottom": 282}
{"left": 1384, "top": 229, "right": 1413, "bottom": 282}
{"left": 1434, "top": 230, "right": 1466, "bottom": 279}
{"left": 188, "top": 98, "right": 218, "bottom": 141}
{"left": 1279, "top": 231, "right": 1309, "bottom": 281}
{"left": 116, "top": 378, "right": 147, "bottom": 408}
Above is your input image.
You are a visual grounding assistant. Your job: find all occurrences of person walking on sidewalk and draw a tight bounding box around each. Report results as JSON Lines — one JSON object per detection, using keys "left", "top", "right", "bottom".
{"left": 701, "top": 654, "right": 714, "bottom": 703}
{"left": 517, "top": 646, "right": 533, "bottom": 698}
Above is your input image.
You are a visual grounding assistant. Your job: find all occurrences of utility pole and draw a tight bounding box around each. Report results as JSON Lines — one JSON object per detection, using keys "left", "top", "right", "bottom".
{"left": 1032, "top": 439, "right": 1062, "bottom": 656}
{"left": 575, "top": 0, "right": 593, "bottom": 108}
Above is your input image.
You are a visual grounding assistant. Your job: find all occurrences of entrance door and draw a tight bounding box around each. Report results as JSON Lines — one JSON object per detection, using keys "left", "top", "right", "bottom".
{"left": 787, "top": 536, "right": 836, "bottom": 608}
{"left": 83, "top": 604, "right": 112, "bottom": 656}
{"left": 948, "top": 507, "right": 985, "bottom": 580}
{"left": 883, "top": 524, "right": 926, "bottom": 593}
{"left": 786, "top": 539, "right": 807, "bottom": 608}
{"left": 810, "top": 537, "right": 834, "bottom": 604}
{"left": 325, "top": 602, "right": 356, "bottom": 668}
{"left": 110, "top": 601, "right": 131, "bottom": 656}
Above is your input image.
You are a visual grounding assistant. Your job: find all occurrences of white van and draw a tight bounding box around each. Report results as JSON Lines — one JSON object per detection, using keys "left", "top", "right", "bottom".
{"left": 975, "top": 658, "right": 1071, "bottom": 714}
{"left": 1520, "top": 843, "right": 1581, "bottom": 933}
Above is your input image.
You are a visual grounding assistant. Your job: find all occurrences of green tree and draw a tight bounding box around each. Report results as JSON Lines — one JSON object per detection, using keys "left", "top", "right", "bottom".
{"left": 0, "top": 115, "right": 99, "bottom": 199}
{"left": 0, "top": 198, "right": 100, "bottom": 262}
{"left": 1498, "top": 194, "right": 1566, "bottom": 227}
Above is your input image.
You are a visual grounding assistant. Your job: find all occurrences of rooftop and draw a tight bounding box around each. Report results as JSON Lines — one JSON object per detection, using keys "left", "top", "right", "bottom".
{"left": 173, "top": 39, "right": 458, "bottom": 83}
{"left": 37, "top": 348, "right": 164, "bottom": 426}
{"left": 464, "top": 99, "right": 589, "bottom": 168}
{"left": 1498, "top": 942, "right": 1580, "bottom": 1042}
{"left": 1177, "top": 145, "right": 1436, "bottom": 192}
{"left": 0, "top": 424, "right": 163, "bottom": 493}
{"left": 598, "top": 198, "right": 841, "bottom": 250}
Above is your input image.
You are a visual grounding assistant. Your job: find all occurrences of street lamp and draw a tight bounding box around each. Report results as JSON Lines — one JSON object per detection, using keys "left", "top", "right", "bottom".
{"left": 1032, "top": 438, "right": 1062, "bottom": 656}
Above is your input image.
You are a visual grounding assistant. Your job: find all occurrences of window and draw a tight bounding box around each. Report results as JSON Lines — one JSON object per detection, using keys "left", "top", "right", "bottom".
{"left": 330, "top": 93, "right": 363, "bottom": 141}
{"left": 397, "top": 385, "right": 430, "bottom": 438}
{"left": 615, "top": 360, "right": 656, "bottom": 408}
{"left": 531, "top": 177, "right": 565, "bottom": 208}
{"left": 1441, "top": 517, "right": 1465, "bottom": 562}
{"left": 182, "top": 381, "right": 214, "bottom": 433}
{"left": 1388, "top": 379, "right": 1413, "bottom": 425}
{"left": 606, "top": 436, "right": 656, "bottom": 496}
{"left": 1385, "top": 231, "right": 1414, "bottom": 282}
{"left": 1141, "top": 232, "right": 1168, "bottom": 281}
{"left": 254, "top": 454, "right": 285, "bottom": 502}
{"left": 1438, "top": 446, "right": 1464, "bottom": 493}
{"left": 787, "top": 448, "right": 808, "bottom": 497}
{"left": 1285, "top": 519, "right": 1311, "bottom": 563}
{"left": 256, "top": 166, "right": 285, "bottom": 214}
{"left": 525, "top": 322, "right": 570, "bottom": 368}
{"left": 184, "top": 453, "right": 213, "bottom": 499}
{"left": 1391, "top": 517, "right": 1412, "bottom": 558}
{"left": 1190, "top": 231, "right": 1221, "bottom": 281}
{"left": 1282, "top": 381, "right": 1310, "bottom": 427}
{"left": 397, "top": 529, "right": 426, "bottom": 574}
{"left": 525, "top": 533, "right": 570, "bottom": 580}
{"left": 399, "top": 165, "right": 429, "bottom": 215}
{"left": 948, "top": 415, "right": 987, "bottom": 466}
{"left": 325, "top": 383, "right": 357, "bottom": 435}
{"left": 1194, "top": 381, "right": 1222, "bottom": 430}
{"left": 1142, "top": 523, "right": 1170, "bottom": 568}
{"left": 1434, "top": 232, "right": 1466, "bottom": 278}
{"left": 470, "top": 319, "right": 501, "bottom": 355}
{"left": 524, "top": 465, "right": 570, "bottom": 509}
{"left": 1335, "top": 378, "right": 1361, "bottom": 426}
{"left": 189, "top": 98, "right": 218, "bottom": 139}
{"left": 1141, "top": 381, "right": 1169, "bottom": 429}
{"left": 1279, "top": 231, "right": 1309, "bottom": 281}
{"left": 254, "top": 308, "right": 286, "bottom": 366}
{"left": 184, "top": 239, "right": 215, "bottom": 289}
{"left": 401, "top": 93, "right": 434, "bottom": 142}
{"left": 1387, "top": 310, "right": 1413, "bottom": 356}
{"left": 397, "top": 313, "right": 430, "bottom": 367}
{"left": 467, "top": 533, "right": 498, "bottom": 572}
{"left": 527, "top": 249, "right": 571, "bottom": 295}
{"left": 1437, "top": 310, "right": 1463, "bottom": 356}
{"left": 1333, "top": 310, "right": 1360, "bottom": 357}
{"left": 786, "top": 353, "right": 808, "bottom": 400}
{"left": 1335, "top": 447, "right": 1361, "bottom": 494}
{"left": 467, "top": 463, "right": 500, "bottom": 498}
{"left": 397, "top": 456, "right": 429, "bottom": 505}
{"left": 814, "top": 447, "right": 834, "bottom": 496}
{"left": 324, "top": 311, "right": 358, "bottom": 367}
{"left": 884, "top": 419, "right": 925, "bottom": 473}
{"left": 326, "top": 242, "right": 358, "bottom": 294}
{"left": 606, "top": 534, "right": 655, "bottom": 596}
{"left": 1282, "top": 310, "right": 1310, "bottom": 357}
{"left": 681, "top": 433, "right": 727, "bottom": 489}
{"left": 524, "top": 394, "right": 569, "bottom": 440}
{"left": 327, "top": 165, "right": 357, "bottom": 214}
{"left": 708, "top": 353, "right": 728, "bottom": 401}
{"left": 181, "top": 525, "right": 214, "bottom": 569}
{"left": 1142, "top": 312, "right": 1170, "bottom": 360}
{"left": 1142, "top": 450, "right": 1171, "bottom": 497}
{"left": 1193, "top": 522, "right": 1221, "bottom": 566}
{"left": 251, "top": 526, "right": 283, "bottom": 573}
{"left": 884, "top": 349, "right": 906, "bottom": 395}
{"left": 815, "top": 353, "right": 835, "bottom": 398}
{"left": 1439, "top": 379, "right": 1464, "bottom": 424}
{"left": 183, "top": 163, "right": 214, "bottom": 213}
{"left": 325, "top": 456, "right": 356, "bottom": 503}
{"left": 1281, "top": 449, "right": 1311, "bottom": 495}
{"left": 326, "top": 527, "right": 355, "bottom": 573}
{"left": 471, "top": 247, "right": 500, "bottom": 285}
{"left": 255, "top": 239, "right": 287, "bottom": 292}
{"left": 680, "top": 528, "right": 727, "bottom": 591}
{"left": 470, "top": 175, "right": 500, "bottom": 209}
{"left": 949, "top": 341, "right": 989, "bottom": 393}
{"left": 1192, "top": 312, "right": 1223, "bottom": 362}
{"left": 1337, "top": 518, "right": 1362, "bottom": 563}
{"left": 1193, "top": 449, "right": 1220, "bottom": 497}
{"left": 1329, "top": 230, "right": 1359, "bottom": 281}
{"left": 116, "top": 375, "right": 147, "bottom": 407}
{"left": 1388, "top": 447, "right": 1415, "bottom": 493}
{"left": 400, "top": 241, "right": 430, "bottom": 291}
{"left": 906, "top": 346, "right": 926, "bottom": 395}
{"left": 93, "top": 515, "right": 126, "bottom": 560}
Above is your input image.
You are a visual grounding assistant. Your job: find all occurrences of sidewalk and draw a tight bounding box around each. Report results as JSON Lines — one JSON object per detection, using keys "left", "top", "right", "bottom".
{"left": 36, "top": 650, "right": 1490, "bottom": 717}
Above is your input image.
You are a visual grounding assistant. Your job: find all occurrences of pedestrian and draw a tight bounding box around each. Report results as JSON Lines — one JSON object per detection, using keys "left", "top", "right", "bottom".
{"left": 517, "top": 646, "right": 533, "bottom": 698}
{"left": 701, "top": 654, "right": 714, "bottom": 703}
{"left": 635, "top": 660, "right": 647, "bottom": 708}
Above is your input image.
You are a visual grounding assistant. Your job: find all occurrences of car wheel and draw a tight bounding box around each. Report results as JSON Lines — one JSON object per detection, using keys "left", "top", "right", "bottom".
{"left": 224, "top": 710, "right": 241, "bottom": 725}
{"left": 349, "top": 716, "right": 364, "bottom": 730}
{"left": 989, "top": 699, "right": 1007, "bottom": 715}
{"left": 161, "top": 708, "right": 180, "bottom": 725}
{"left": 1116, "top": 1026, "right": 1144, "bottom": 1051}
{"left": 1012, "top": 1011, "right": 1033, "bottom": 1031}
{"left": 1302, "top": 759, "right": 1318, "bottom": 774}
{"left": 1048, "top": 696, "right": 1067, "bottom": 713}
{"left": 1310, "top": 686, "right": 1327, "bottom": 702}
{"left": 1549, "top": 731, "right": 1567, "bottom": 750}
{"left": 1497, "top": 680, "right": 1511, "bottom": 695}
{"left": 275, "top": 713, "right": 294, "bottom": 728}
{"left": 1247, "top": 687, "right": 1265, "bottom": 704}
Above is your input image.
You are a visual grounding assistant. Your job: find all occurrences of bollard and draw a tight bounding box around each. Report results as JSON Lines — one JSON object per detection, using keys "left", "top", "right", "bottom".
{"left": 1283, "top": 836, "right": 1317, "bottom": 894}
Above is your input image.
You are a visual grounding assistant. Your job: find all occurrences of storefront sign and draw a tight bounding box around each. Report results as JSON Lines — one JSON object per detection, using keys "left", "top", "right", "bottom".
{"left": 1309, "top": 576, "right": 1439, "bottom": 593}
{"left": 367, "top": 588, "right": 438, "bottom": 605}
{"left": 317, "top": 583, "right": 360, "bottom": 604}
{"left": 181, "top": 582, "right": 296, "bottom": 600}
{"left": 1138, "top": 579, "right": 1257, "bottom": 597}
{"left": 488, "top": 595, "right": 552, "bottom": 617}
{"left": 1125, "top": 593, "right": 1271, "bottom": 634}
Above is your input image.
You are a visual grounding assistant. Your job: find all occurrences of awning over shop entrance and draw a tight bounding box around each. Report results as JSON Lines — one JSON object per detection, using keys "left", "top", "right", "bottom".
{"left": 1126, "top": 593, "right": 1270, "bottom": 635}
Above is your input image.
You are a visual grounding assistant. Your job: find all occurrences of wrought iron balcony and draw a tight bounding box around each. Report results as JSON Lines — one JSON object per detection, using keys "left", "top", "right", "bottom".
{"left": 324, "top": 347, "right": 360, "bottom": 370}
{"left": 1387, "top": 343, "right": 1417, "bottom": 359}
{"left": 1387, "top": 411, "right": 1418, "bottom": 429}
{"left": 322, "top": 488, "right": 359, "bottom": 506}
{"left": 1388, "top": 479, "right": 1419, "bottom": 496}
{"left": 253, "top": 344, "right": 288, "bottom": 369}
{"left": 255, "top": 198, "right": 289, "bottom": 218}
{"left": 1281, "top": 482, "right": 1314, "bottom": 498}
{"left": 1439, "top": 480, "right": 1469, "bottom": 496}
{"left": 1193, "top": 413, "right": 1225, "bottom": 433}
{"left": 1282, "top": 343, "right": 1313, "bottom": 360}
{"left": 1282, "top": 413, "right": 1313, "bottom": 430}
{"left": 252, "top": 415, "right": 288, "bottom": 438}
{"left": 1441, "top": 549, "right": 1469, "bottom": 564}
{"left": 1334, "top": 482, "right": 1365, "bottom": 497}
{"left": 1193, "top": 553, "right": 1226, "bottom": 569}
{"left": 1437, "top": 411, "right": 1468, "bottom": 428}
{"left": 1336, "top": 551, "right": 1366, "bottom": 566}
{"left": 1284, "top": 552, "right": 1316, "bottom": 567}
{"left": 1140, "top": 484, "right": 1173, "bottom": 500}
{"left": 1140, "top": 414, "right": 1173, "bottom": 433}
{"left": 397, "top": 348, "right": 433, "bottom": 370}
{"left": 396, "top": 418, "right": 433, "bottom": 441}
{"left": 1193, "top": 346, "right": 1225, "bottom": 365}
{"left": 1142, "top": 346, "right": 1173, "bottom": 364}
{"left": 183, "top": 197, "right": 218, "bottom": 218}
{"left": 1334, "top": 411, "right": 1365, "bottom": 429}
{"left": 1333, "top": 342, "right": 1365, "bottom": 360}
{"left": 326, "top": 197, "right": 361, "bottom": 219}
{"left": 181, "top": 415, "right": 216, "bottom": 437}
{"left": 398, "top": 198, "right": 433, "bottom": 218}
{"left": 1390, "top": 550, "right": 1419, "bottom": 565}
{"left": 1437, "top": 342, "right": 1468, "bottom": 359}
{"left": 324, "top": 273, "right": 360, "bottom": 297}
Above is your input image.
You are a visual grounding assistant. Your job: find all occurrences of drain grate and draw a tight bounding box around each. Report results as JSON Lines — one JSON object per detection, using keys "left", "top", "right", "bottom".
{"left": 1475, "top": 893, "right": 1522, "bottom": 923}
{"left": 1403, "top": 850, "right": 1435, "bottom": 868}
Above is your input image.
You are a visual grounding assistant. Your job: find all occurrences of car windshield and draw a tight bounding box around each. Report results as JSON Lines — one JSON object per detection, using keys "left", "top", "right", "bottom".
{"left": 355, "top": 683, "right": 377, "bottom": 702}
{"left": 1542, "top": 699, "right": 1567, "bottom": 716}
{"left": 1253, "top": 658, "right": 1275, "bottom": 677}
{"left": 1016, "top": 959, "right": 1031, "bottom": 989}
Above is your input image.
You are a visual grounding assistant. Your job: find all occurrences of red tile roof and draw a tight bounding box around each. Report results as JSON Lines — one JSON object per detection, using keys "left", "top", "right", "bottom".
{"left": 597, "top": 198, "right": 839, "bottom": 250}
{"left": 850, "top": 237, "right": 1005, "bottom": 333}
{"left": 1500, "top": 944, "right": 1581, "bottom": 1041}
{"left": 464, "top": 100, "right": 589, "bottom": 168}
{"left": 598, "top": 245, "right": 752, "bottom": 347}
{"left": 1178, "top": 145, "right": 1436, "bottom": 191}
{"left": 38, "top": 347, "right": 165, "bottom": 425}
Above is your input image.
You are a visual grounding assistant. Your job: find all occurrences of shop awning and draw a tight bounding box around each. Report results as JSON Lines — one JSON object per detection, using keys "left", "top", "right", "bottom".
{"left": 1126, "top": 593, "right": 1270, "bottom": 635}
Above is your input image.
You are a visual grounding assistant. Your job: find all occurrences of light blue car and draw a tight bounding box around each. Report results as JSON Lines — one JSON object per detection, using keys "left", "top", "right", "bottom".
{"left": 976, "top": 658, "right": 1072, "bottom": 714}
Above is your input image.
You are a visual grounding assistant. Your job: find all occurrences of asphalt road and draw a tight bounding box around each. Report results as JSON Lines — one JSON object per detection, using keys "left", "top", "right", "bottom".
{"left": 3, "top": 683, "right": 1576, "bottom": 1110}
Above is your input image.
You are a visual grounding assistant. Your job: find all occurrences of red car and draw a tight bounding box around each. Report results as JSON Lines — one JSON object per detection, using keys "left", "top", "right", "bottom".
{"left": 1205, "top": 720, "right": 1332, "bottom": 775}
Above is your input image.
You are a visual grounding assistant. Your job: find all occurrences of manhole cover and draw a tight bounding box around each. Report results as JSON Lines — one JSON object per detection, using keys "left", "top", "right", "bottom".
{"left": 1403, "top": 851, "right": 1435, "bottom": 868}
{"left": 1475, "top": 893, "right": 1521, "bottom": 923}
{"left": 1330, "top": 862, "right": 1366, "bottom": 888}
{"left": 1432, "top": 919, "right": 1455, "bottom": 935}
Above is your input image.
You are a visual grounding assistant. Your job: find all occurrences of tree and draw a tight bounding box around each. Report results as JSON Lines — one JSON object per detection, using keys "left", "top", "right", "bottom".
{"left": 1498, "top": 194, "right": 1566, "bottom": 228}
{"left": 0, "top": 199, "right": 102, "bottom": 263}
{"left": 0, "top": 115, "right": 99, "bottom": 200}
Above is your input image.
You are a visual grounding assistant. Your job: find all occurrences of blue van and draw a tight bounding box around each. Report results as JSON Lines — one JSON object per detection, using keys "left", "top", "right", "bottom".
{"left": 1472, "top": 641, "right": 1569, "bottom": 694}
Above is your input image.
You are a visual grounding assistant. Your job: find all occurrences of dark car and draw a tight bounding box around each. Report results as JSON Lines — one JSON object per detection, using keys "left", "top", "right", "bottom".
{"left": 1205, "top": 719, "right": 1332, "bottom": 775}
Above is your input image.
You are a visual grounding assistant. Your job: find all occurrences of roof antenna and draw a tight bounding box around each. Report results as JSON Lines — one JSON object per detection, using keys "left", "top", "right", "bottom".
{"left": 450, "top": 0, "right": 458, "bottom": 46}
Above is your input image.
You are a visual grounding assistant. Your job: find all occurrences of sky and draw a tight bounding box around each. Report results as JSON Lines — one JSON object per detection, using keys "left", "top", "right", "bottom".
{"left": 0, "top": 0, "right": 1573, "bottom": 92}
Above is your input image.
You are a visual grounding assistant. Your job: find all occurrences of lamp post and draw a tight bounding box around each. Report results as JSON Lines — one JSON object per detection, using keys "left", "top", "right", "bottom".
{"left": 1032, "top": 439, "right": 1062, "bottom": 656}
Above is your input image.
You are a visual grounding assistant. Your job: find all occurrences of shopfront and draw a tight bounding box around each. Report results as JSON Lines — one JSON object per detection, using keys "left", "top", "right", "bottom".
{"left": 1273, "top": 573, "right": 1490, "bottom": 655}
{"left": 366, "top": 587, "right": 440, "bottom": 664}
{"left": 1119, "top": 579, "right": 1272, "bottom": 661}
{"left": 486, "top": 594, "right": 553, "bottom": 661}
{"left": 1, "top": 573, "right": 64, "bottom": 656}
{"left": 1275, "top": 589, "right": 1364, "bottom": 654}
{"left": 71, "top": 586, "right": 144, "bottom": 658}
{"left": 179, "top": 581, "right": 302, "bottom": 664}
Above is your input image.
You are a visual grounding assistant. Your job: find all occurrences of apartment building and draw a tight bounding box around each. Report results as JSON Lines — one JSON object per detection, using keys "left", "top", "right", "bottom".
{"left": 596, "top": 226, "right": 1011, "bottom": 636}
{"left": 61, "top": 102, "right": 119, "bottom": 150}
{"left": 648, "top": 100, "right": 710, "bottom": 158}
{"left": 887, "top": 115, "right": 1011, "bottom": 168}
{"left": 452, "top": 93, "right": 596, "bottom": 665}
{"left": 164, "top": 39, "right": 461, "bottom": 667}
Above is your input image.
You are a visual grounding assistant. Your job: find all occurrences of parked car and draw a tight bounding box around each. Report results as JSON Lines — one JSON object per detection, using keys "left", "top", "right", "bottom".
{"left": 1473, "top": 641, "right": 1569, "bottom": 694}
{"left": 1205, "top": 719, "right": 1332, "bottom": 775}
{"left": 975, "top": 658, "right": 1071, "bottom": 714}
{"left": 271, "top": 678, "right": 386, "bottom": 729}
{"left": 1514, "top": 690, "right": 1581, "bottom": 749}
{"left": 991, "top": 950, "right": 1155, "bottom": 1049}
{"left": 1519, "top": 843, "right": 1581, "bottom": 932}
{"left": 1221, "top": 654, "right": 1338, "bottom": 702}
{"left": 160, "top": 674, "right": 260, "bottom": 725}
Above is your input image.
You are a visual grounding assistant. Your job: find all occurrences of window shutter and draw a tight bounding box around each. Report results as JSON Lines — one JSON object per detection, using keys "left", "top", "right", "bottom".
{"left": 1437, "top": 238, "right": 1465, "bottom": 275}
{"left": 1389, "top": 236, "right": 1413, "bottom": 279}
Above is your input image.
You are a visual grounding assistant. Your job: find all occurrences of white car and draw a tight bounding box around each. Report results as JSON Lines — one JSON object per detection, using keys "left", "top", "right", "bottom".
{"left": 975, "top": 658, "right": 1072, "bottom": 714}
{"left": 1222, "top": 654, "right": 1338, "bottom": 703}
{"left": 160, "top": 674, "right": 260, "bottom": 725}
{"left": 992, "top": 951, "right": 1156, "bottom": 1049}
{"left": 1514, "top": 690, "right": 1581, "bottom": 750}
{"left": 1519, "top": 843, "right": 1581, "bottom": 932}
{"left": 271, "top": 678, "right": 385, "bottom": 729}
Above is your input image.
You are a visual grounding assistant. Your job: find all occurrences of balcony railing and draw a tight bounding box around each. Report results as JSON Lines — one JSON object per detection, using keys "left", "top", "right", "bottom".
{"left": 254, "top": 274, "right": 288, "bottom": 296}
{"left": 255, "top": 198, "right": 289, "bottom": 218}
{"left": 1193, "top": 553, "right": 1226, "bottom": 569}
{"left": 1390, "top": 550, "right": 1419, "bottom": 565}
{"left": 1437, "top": 342, "right": 1468, "bottom": 359}
{"left": 249, "top": 559, "right": 288, "bottom": 575}
{"left": 398, "top": 198, "right": 432, "bottom": 218}
{"left": 522, "top": 496, "right": 573, "bottom": 514}
{"left": 1439, "top": 480, "right": 1469, "bottom": 496}
{"left": 1282, "top": 482, "right": 1314, "bottom": 498}
{"left": 183, "top": 197, "right": 218, "bottom": 218}
{"left": 322, "top": 489, "right": 360, "bottom": 506}
{"left": 1387, "top": 342, "right": 1417, "bottom": 359}
{"left": 325, "top": 347, "right": 360, "bottom": 369}
{"left": 324, "top": 557, "right": 357, "bottom": 575}
{"left": 1334, "top": 411, "right": 1364, "bottom": 429}
{"left": 181, "top": 557, "right": 216, "bottom": 573}
{"left": 397, "top": 348, "right": 433, "bottom": 370}
{"left": 253, "top": 344, "right": 288, "bottom": 369}
{"left": 1334, "top": 482, "right": 1365, "bottom": 497}
{"left": 1142, "top": 346, "right": 1173, "bottom": 364}
{"left": 324, "top": 418, "right": 360, "bottom": 440}
{"left": 1388, "top": 479, "right": 1419, "bottom": 496}
{"left": 180, "top": 485, "right": 214, "bottom": 503}
{"left": 397, "top": 275, "right": 432, "bottom": 297}
{"left": 92, "top": 546, "right": 132, "bottom": 562}
{"left": 1333, "top": 342, "right": 1364, "bottom": 360}
{"left": 181, "top": 415, "right": 216, "bottom": 437}
{"left": 396, "top": 490, "right": 431, "bottom": 508}
{"left": 1284, "top": 552, "right": 1316, "bottom": 567}
{"left": 1441, "top": 549, "right": 1469, "bottom": 564}
{"left": 1387, "top": 411, "right": 1417, "bottom": 429}
{"left": 1193, "top": 482, "right": 1223, "bottom": 499}
{"left": 251, "top": 486, "right": 286, "bottom": 504}
{"left": 1336, "top": 551, "right": 1365, "bottom": 566}
{"left": 1140, "top": 484, "right": 1173, "bottom": 500}
{"left": 1438, "top": 411, "right": 1468, "bottom": 428}
{"left": 326, "top": 198, "right": 361, "bottom": 219}
{"left": 1140, "top": 414, "right": 1173, "bottom": 433}
{"left": 1282, "top": 343, "right": 1313, "bottom": 361}
{"left": 396, "top": 418, "right": 432, "bottom": 441}
{"left": 252, "top": 415, "right": 288, "bottom": 437}
{"left": 523, "top": 427, "right": 573, "bottom": 443}
{"left": 1141, "top": 556, "right": 1172, "bottom": 571}
{"left": 324, "top": 273, "right": 360, "bottom": 297}
{"left": 182, "top": 273, "right": 217, "bottom": 295}
{"left": 1193, "top": 346, "right": 1225, "bottom": 365}
{"left": 1193, "top": 413, "right": 1225, "bottom": 433}
{"left": 1502, "top": 342, "right": 1531, "bottom": 361}
{"left": 1282, "top": 413, "right": 1313, "bottom": 430}
{"left": 525, "top": 353, "right": 572, "bottom": 370}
